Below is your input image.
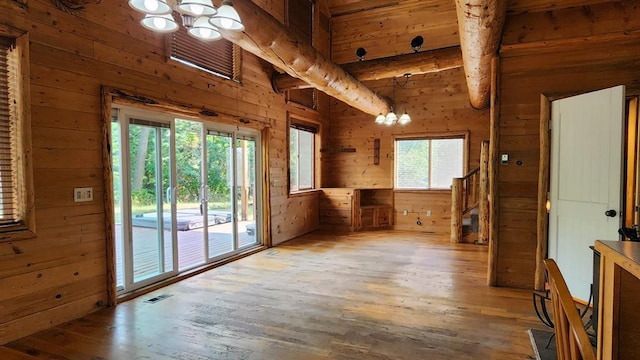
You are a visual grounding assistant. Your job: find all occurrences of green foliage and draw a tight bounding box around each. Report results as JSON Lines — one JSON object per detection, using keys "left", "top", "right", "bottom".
{"left": 131, "top": 188, "right": 156, "bottom": 206}
{"left": 124, "top": 119, "right": 256, "bottom": 207}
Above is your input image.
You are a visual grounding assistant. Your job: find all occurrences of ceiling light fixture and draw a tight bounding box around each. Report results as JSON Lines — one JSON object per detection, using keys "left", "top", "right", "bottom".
{"left": 375, "top": 74, "right": 411, "bottom": 126}
{"left": 129, "top": 0, "right": 244, "bottom": 40}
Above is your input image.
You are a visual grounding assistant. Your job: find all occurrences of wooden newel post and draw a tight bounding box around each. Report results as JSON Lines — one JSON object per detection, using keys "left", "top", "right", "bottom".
{"left": 451, "top": 178, "right": 463, "bottom": 243}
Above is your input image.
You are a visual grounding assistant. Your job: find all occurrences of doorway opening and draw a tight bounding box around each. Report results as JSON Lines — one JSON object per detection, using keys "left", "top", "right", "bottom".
{"left": 623, "top": 96, "right": 640, "bottom": 230}
{"left": 111, "top": 106, "right": 262, "bottom": 294}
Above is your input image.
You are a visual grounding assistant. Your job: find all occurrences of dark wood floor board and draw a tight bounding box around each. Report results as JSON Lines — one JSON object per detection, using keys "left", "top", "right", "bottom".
{"left": 6, "top": 230, "right": 543, "bottom": 359}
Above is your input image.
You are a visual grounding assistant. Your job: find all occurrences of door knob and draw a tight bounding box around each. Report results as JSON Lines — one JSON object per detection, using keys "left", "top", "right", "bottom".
{"left": 605, "top": 209, "right": 617, "bottom": 217}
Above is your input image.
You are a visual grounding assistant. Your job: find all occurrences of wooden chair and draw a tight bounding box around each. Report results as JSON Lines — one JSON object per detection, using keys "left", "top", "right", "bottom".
{"left": 544, "top": 259, "right": 596, "bottom": 360}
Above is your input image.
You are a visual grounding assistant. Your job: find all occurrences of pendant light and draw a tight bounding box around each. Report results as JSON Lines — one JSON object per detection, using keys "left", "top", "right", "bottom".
{"left": 129, "top": 0, "right": 172, "bottom": 15}
{"left": 210, "top": 0, "right": 245, "bottom": 31}
{"left": 141, "top": 13, "right": 179, "bottom": 33}
{"left": 131, "top": 0, "right": 245, "bottom": 39}
{"left": 188, "top": 16, "right": 222, "bottom": 40}
{"left": 375, "top": 74, "right": 411, "bottom": 126}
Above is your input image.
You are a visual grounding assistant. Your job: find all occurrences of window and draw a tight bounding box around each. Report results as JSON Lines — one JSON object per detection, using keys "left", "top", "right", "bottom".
{"left": 170, "top": 24, "right": 240, "bottom": 81}
{"left": 0, "top": 28, "right": 34, "bottom": 238}
{"left": 289, "top": 123, "right": 316, "bottom": 192}
{"left": 395, "top": 137, "right": 465, "bottom": 190}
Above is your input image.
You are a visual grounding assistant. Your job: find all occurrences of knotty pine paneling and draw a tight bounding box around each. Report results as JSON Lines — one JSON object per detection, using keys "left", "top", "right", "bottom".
{"left": 330, "top": 0, "right": 459, "bottom": 64}
{"left": 394, "top": 191, "right": 451, "bottom": 233}
{"left": 496, "top": 0, "right": 640, "bottom": 289}
{"left": 506, "top": 0, "right": 619, "bottom": 15}
{"left": 0, "top": 0, "right": 330, "bottom": 344}
{"left": 325, "top": 68, "right": 489, "bottom": 233}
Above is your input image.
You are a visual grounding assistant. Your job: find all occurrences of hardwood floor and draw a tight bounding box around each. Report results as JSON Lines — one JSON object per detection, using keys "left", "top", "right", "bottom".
{"left": 2, "top": 231, "right": 543, "bottom": 359}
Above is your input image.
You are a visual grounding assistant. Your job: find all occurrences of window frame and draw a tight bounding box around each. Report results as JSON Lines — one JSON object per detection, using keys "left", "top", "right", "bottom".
{"left": 394, "top": 131, "right": 469, "bottom": 191}
{"left": 0, "top": 25, "right": 35, "bottom": 241}
{"left": 287, "top": 113, "right": 319, "bottom": 195}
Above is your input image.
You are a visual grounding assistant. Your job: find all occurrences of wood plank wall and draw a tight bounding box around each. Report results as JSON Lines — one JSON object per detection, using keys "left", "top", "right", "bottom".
{"left": 329, "top": 0, "right": 459, "bottom": 64}
{"left": 496, "top": 0, "right": 640, "bottom": 288}
{"left": 0, "top": 0, "right": 330, "bottom": 344}
{"left": 325, "top": 68, "right": 489, "bottom": 233}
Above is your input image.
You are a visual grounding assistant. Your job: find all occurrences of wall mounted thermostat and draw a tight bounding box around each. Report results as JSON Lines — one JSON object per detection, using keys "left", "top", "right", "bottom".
{"left": 501, "top": 154, "right": 509, "bottom": 165}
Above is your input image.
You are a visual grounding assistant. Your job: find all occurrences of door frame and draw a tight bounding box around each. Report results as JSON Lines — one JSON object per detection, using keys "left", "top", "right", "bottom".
{"left": 536, "top": 89, "right": 639, "bottom": 291}
{"left": 101, "top": 87, "right": 270, "bottom": 305}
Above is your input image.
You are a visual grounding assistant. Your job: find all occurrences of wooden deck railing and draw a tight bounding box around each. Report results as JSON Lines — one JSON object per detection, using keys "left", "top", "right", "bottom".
{"left": 451, "top": 141, "right": 490, "bottom": 244}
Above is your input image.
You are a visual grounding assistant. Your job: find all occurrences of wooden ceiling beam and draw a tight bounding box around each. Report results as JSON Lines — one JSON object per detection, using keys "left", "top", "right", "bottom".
{"left": 218, "top": 0, "right": 390, "bottom": 116}
{"left": 272, "top": 46, "right": 463, "bottom": 92}
{"left": 454, "top": 0, "right": 507, "bottom": 109}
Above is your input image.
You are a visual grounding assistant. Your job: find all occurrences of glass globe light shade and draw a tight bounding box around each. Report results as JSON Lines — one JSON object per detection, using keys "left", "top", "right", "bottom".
{"left": 176, "top": 0, "right": 217, "bottom": 17}
{"left": 188, "top": 16, "right": 223, "bottom": 40}
{"left": 129, "top": 0, "right": 172, "bottom": 15}
{"left": 375, "top": 113, "right": 386, "bottom": 124}
{"left": 141, "top": 14, "right": 179, "bottom": 33}
{"left": 398, "top": 112, "right": 411, "bottom": 125}
{"left": 210, "top": 1, "right": 244, "bottom": 31}
{"left": 384, "top": 111, "right": 397, "bottom": 125}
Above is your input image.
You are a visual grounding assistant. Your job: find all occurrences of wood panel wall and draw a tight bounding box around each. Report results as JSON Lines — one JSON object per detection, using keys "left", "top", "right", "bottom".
{"left": 325, "top": 68, "right": 489, "bottom": 233}
{"left": 0, "top": 0, "right": 329, "bottom": 344}
{"left": 495, "top": 0, "right": 640, "bottom": 288}
{"left": 329, "top": 0, "right": 459, "bottom": 64}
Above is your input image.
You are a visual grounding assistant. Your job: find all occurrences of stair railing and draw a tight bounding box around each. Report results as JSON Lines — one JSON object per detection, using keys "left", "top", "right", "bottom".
{"left": 451, "top": 141, "right": 490, "bottom": 243}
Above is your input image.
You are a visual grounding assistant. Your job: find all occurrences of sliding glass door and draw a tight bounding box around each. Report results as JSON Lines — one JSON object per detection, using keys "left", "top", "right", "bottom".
{"left": 112, "top": 106, "right": 262, "bottom": 294}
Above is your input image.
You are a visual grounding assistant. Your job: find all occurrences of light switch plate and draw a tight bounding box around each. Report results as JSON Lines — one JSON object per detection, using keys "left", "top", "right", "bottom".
{"left": 74, "top": 187, "right": 94, "bottom": 202}
{"left": 501, "top": 154, "right": 509, "bottom": 164}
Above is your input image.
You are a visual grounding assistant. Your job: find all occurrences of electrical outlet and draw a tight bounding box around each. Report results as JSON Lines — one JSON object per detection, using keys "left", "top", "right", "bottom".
{"left": 74, "top": 187, "right": 94, "bottom": 202}
{"left": 426, "top": 210, "right": 432, "bottom": 217}
{"left": 402, "top": 209, "right": 408, "bottom": 216}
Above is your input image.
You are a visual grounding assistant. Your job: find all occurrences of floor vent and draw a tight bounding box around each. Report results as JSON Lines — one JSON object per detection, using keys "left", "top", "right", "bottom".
{"left": 144, "top": 294, "right": 172, "bottom": 304}
{"left": 267, "top": 250, "right": 279, "bottom": 256}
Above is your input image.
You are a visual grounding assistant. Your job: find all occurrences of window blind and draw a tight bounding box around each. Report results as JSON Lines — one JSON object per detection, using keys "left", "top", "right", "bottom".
{"left": 287, "top": 0, "right": 316, "bottom": 109}
{"left": 0, "top": 37, "right": 19, "bottom": 225}
{"left": 290, "top": 122, "right": 318, "bottom": 134}
{"left": 171, "top": 25, "right": 237, "bottom": 80}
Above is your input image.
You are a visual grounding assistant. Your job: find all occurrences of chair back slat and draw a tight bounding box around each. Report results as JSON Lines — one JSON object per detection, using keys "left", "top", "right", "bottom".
{"left": 544, "top": 259, "right": 596, "bottom": 360}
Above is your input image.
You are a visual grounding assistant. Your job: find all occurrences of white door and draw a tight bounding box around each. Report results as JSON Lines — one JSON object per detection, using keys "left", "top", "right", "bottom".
{"left": 549, "top": 85, "right": 625, "bottom": 302}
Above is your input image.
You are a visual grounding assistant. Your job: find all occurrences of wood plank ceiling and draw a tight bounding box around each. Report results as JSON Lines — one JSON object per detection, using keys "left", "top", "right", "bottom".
{"left": 327, "top": 0, "right": 615, "bottom": 108}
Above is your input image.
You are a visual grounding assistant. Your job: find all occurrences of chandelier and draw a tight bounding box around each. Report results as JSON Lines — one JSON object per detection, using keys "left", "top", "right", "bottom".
{"left": 375, "top": 74, "right": 411, "bottom": 126}
{"left": 128, "top": 0, "right": 244, "bottom": 40}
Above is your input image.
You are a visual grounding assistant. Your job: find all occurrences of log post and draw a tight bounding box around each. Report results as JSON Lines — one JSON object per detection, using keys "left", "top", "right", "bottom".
{"left": 451, "top": 178, "right": 463, "bottom": 243}
{"left": 487, "top": 56, "right": 500, "bottom": 286}
{"left": 218, "top": 0, "right": 390, "bottom": 116}
{"left": 272, "top": 46, "right": 463, "bottom": 92}
{"left": 454, "top": 0, "right": 507, "bottom": 109}
{"left": 535, "top": 96, "right": 551, "bottom": 291}
{"left": 478, "top": 140, "right": 490, "bottom": 245}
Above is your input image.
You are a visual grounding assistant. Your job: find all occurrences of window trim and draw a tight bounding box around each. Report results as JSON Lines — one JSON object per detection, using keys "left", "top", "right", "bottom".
{"left": 0, "top": 25, "right": 35, "bottom": 241}
{"left": 287, "top": 112, "right": 320, "bottom": 195}
{"left": 394, "top": 131, "right": 469, "bottom": 191}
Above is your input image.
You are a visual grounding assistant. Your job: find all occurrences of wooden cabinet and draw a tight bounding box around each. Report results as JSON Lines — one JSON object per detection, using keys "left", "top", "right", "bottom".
{"left": 359, "top": 205, "right": 392, "bottom": 230}
{"left": 319, "top": 188, "right": 357, "bottom": 232}
{"left": 595, "top": 240, "right": 640, "bottom": 360}
{"left": 355, "top": 189, "right": 393, "bottom": 231}
{"left": 320, "top": 188, "right": 393, "bottom": 231}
